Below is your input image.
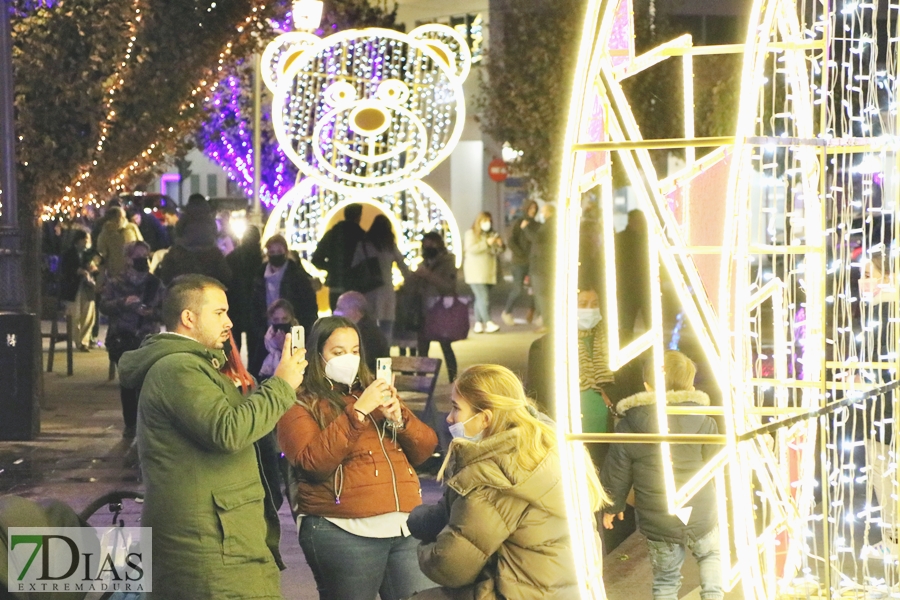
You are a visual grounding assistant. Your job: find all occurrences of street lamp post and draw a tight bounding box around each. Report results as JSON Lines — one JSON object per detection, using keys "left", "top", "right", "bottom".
{"left": 0, "top": 0, "right": 24, "bottom": 311}
{"left": 251, "top": 52, "right": 262, "bottom": 222}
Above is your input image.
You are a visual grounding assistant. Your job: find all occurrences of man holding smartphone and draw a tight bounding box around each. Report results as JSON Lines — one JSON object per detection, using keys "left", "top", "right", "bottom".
{"left": 118, "top": 274, "right": 308, "bottom": 600}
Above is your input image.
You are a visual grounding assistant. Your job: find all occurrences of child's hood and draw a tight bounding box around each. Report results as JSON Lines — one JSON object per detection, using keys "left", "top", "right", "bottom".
{"left": 615, "top": 389, "right": 713, "bottom": 434}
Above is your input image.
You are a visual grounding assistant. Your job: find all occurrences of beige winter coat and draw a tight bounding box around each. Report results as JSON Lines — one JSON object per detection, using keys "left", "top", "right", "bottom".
{"left": 463, "top": 229, "right": 503, "bottom": 285}
{"left": 97, "top": 219, "right": 143, "bottom": 279}
{"left": 416, "top": 427, "right": 580, "bottom": 600}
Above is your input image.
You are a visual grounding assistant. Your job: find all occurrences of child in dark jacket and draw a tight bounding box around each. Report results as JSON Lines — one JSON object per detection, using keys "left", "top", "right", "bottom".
{"left": 601, "top": 350, "right": 723, "bottom": 600}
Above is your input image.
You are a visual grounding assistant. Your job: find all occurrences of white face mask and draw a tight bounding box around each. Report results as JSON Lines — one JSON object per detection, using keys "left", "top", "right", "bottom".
{"left": 324, "top": 353, "right": 360, "bottom": 386}
{"left": 577, "top": 307, "right": 602, "bottom": 331}
{"left": 449, "top": 413, "right": 484, "bottom": 442}
{"left": 480, "top": 221, "right": 492, "bottom": 232}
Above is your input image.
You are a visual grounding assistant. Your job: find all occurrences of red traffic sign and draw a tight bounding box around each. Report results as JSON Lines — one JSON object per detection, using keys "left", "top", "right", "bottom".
{"left": 488, "top": 158, "right": 508, "bottom": 182}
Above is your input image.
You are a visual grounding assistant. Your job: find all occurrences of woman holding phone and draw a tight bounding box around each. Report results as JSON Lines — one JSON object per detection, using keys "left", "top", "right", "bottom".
{"left": 277, "top": 316, "right": 439, "bottom": 600}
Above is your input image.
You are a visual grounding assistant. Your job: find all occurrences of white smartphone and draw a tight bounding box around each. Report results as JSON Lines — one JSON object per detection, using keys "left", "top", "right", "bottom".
{"left": 290, "top": 325, "right": 305, "bottom": 356}
{"left": 376, "top": 357, "right": 392, "bottom": 383}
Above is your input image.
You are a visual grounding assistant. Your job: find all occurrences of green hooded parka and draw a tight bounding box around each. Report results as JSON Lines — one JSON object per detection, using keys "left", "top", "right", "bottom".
{"left": 118, "top": 333, "right": 296, "bottom": 600}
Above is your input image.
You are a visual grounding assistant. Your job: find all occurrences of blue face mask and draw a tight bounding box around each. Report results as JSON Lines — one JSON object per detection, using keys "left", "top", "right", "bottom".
{"left": 448, "top": 413, "right": 484, "bottom": 442}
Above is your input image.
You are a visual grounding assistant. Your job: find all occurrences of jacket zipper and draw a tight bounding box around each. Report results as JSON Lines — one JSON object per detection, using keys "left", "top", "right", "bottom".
{"left": 369, "top": 414, "right": 400, "bottom": 511}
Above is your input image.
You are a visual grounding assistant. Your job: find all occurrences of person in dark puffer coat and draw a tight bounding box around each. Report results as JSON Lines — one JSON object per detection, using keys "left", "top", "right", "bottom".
{"left": 601, "top": 350, "right": 723, "bottom": 600}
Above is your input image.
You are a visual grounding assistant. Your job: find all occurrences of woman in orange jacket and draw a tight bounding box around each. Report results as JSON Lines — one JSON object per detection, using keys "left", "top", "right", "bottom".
{"left": 277, "top": 316, "right": 439, "bottom": 600}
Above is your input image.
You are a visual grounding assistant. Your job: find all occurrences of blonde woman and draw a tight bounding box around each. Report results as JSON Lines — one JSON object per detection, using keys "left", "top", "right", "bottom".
{"left": 408, "top": 364, "right": 607, "bottom": 600}
{"left": 463, "top": 212, "right": 504, "bottom": 333}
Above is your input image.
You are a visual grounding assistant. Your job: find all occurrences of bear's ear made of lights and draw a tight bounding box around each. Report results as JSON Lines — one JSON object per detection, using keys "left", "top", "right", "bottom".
{"left": 409, "top": 24, "right": 472, "bottom": 83}
{"left": 261, "top": 31, "right": 321, "bottom": 93}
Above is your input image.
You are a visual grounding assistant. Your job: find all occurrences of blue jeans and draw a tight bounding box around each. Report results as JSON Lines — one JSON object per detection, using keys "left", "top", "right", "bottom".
{"left": 646, "top": 527, "right": 723, "bottom": 600}
{"left": 299, "top": 516, "right": 436, "bottom": 600}
{"left": 503, "top": 263, "right": 530, "bottom": 313}
{"left": 470, "top": 283, "right": 492, "bottom": 324}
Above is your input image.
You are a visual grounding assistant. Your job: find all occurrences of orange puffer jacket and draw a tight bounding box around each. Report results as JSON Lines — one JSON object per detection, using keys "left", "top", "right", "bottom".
{"left": 277, "top": 394, "right": 438, "bottom": 518}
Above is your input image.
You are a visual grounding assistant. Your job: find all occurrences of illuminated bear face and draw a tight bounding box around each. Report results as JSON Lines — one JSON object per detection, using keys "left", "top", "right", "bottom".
{"left": 270, "top": 26, "right": 471, "bottom": 195}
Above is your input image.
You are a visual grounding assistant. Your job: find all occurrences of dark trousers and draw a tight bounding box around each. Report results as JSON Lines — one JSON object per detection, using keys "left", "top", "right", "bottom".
{"left": 120, "top": 385, "right": 139, "bottom": 429}
{"left": 417, "top": 334, "right": 457, "bottom": 382}
{"left": 503, "top": 263, "right": 532, "bottom": 314}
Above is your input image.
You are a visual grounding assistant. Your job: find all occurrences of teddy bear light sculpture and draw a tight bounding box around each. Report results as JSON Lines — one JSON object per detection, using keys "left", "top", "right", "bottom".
{"left": 262, "top": 25, "right": 471, "bottom": 265}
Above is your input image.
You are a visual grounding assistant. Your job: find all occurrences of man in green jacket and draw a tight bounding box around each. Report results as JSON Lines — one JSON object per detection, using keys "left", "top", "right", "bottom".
{"left": 118, "top": 274, "right": 308, "bottom": 600}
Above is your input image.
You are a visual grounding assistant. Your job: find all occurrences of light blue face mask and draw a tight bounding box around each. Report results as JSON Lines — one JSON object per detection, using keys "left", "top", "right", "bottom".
{"left": 448, "top": 413, "right": 484, "bottom": 442}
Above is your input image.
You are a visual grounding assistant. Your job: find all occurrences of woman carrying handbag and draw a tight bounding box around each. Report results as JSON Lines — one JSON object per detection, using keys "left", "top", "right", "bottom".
{"left": 410, "top": 232, "right": 463, "bottom": 383}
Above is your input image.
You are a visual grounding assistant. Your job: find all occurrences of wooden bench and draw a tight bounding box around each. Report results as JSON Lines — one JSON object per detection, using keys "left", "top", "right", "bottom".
{"left": 41, "top": 296, "right": 74, "bottom": 376}
{"left": 392, "top": 355, "right": 442, "bottom": 428}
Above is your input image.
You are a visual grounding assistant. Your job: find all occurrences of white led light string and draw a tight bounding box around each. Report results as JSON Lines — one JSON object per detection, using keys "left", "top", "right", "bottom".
{"left": 46, "top": 1, "right": 272, "bottom": 218}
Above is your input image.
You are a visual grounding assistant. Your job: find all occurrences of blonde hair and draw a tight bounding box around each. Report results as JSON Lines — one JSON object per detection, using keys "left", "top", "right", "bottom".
{"left": 644, "top": 350, "right": 697, "bottom": 392}
{"left": 440, "top": 364, "right": 608, "bottom": 511}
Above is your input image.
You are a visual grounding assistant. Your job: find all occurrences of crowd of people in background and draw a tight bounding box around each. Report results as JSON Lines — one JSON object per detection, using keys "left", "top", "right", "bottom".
{"left": 36, "top": 190, "right": 733, "bottom": 600}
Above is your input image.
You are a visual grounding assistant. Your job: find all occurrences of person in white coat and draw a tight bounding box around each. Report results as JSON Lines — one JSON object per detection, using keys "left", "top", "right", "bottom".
{"left": 463, "top": 212, "right": 504, "bottom": 333}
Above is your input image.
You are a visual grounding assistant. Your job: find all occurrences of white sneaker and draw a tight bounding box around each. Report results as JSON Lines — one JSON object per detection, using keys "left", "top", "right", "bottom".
{"left": 485, "top": 321, "right": 500, "bottom": 333}
{"left": 501, "top": 312, "right": 515, "bottom": 326}
{"left": 473, "top": 322, "right": 484, "bottom": 333}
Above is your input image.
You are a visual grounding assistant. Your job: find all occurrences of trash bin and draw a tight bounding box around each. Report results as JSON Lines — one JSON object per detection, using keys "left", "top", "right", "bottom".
{"left": 0, "top": 312, "right": 39, "bottom": 440}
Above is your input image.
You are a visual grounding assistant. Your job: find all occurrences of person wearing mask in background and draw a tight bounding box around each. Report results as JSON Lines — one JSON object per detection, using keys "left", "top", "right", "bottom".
{"left": 118, "top": 274, "right": 309, "bottom": 600}
{"left": 407, "top": 364, "right": 607, "bottom": 600}
{"left": 156, "top": 195, "right": 232, "bottom": 288}
{"left": 502, "top": 200, "right": 539, "bottom": 326}
{"left": 334, "top": 291, "right": 391, "bottom": 372}
{"left": 258, "top": 299, "right": 299, "bottom": 381}
{"left": 256, "top": 298, "right": 300, "bottom": 513}
{"left": 59, "top": 229, "right": 98, "bottom": 352}
{"left": 312, "top": 203, "right": 366, "bottom": 310}
{"left": 463, "top": 212, "right": 505, "bottom": 334}
{"left": 523, "top": 203, "right": 556, "bottom": 332}
{"left": 350, "top": 214, "right": 410, "bottom": 343}
{"left": 249, "top": 234, "right": 318, "bottom": 377}
{"left": 277, "top": 316, "right": 438, "bottom": 600}
{"left": 96, "top": 206, "right": 144, "bottom": 283}
{"left": 226, "top": 225, "right": 264, "bottom": 353}
{"left": 99, "top": 241, "right": 165, "bottom": 439}
{"left": 410, "top": 232, "right": 459, "bottom": 383}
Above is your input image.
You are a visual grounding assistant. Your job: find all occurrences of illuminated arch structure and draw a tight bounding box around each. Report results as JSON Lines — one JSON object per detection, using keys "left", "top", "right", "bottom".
{"left": 262, "top": 178, "right": 462, "bottom": 268}
{"left": 260, "top": 25, "right": 470, "bottom": 265}
{"left": 557, "top": 0, "right": 900, "bottom": 598}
